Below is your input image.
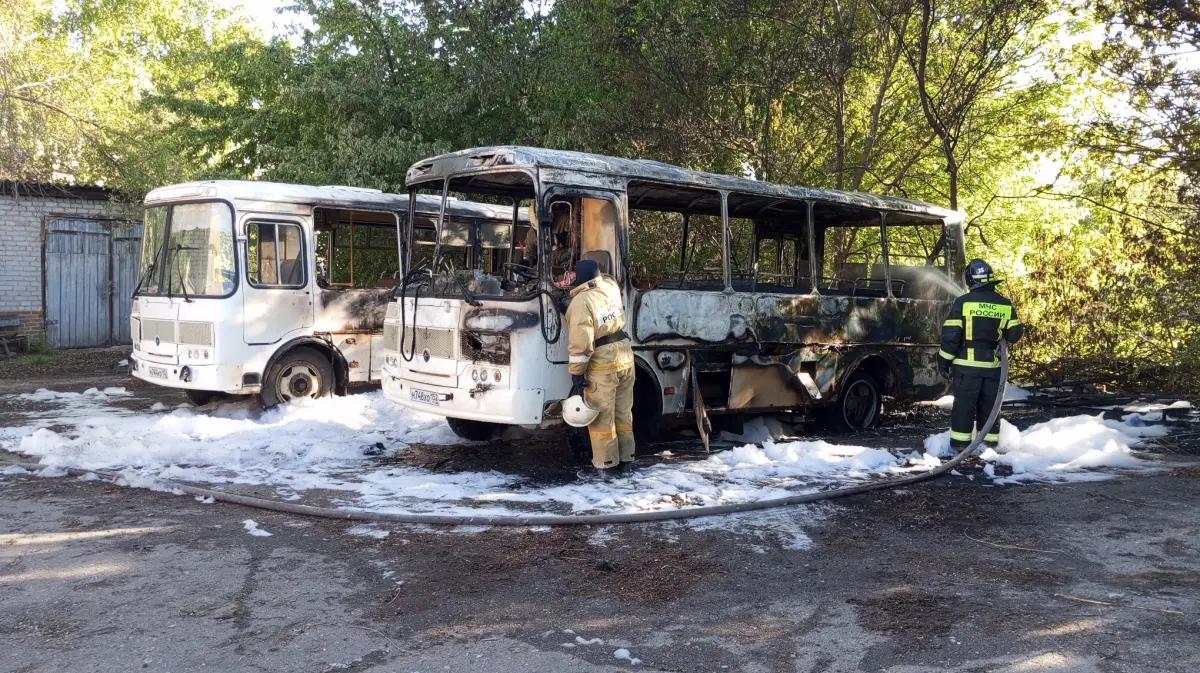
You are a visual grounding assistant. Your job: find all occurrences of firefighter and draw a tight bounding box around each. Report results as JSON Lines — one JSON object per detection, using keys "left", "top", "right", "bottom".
{"left": 939, "top": 258, "right": 1024, "bottom": 451}
{"left": 565, "top": 258, "right": 636, "bottom": 479}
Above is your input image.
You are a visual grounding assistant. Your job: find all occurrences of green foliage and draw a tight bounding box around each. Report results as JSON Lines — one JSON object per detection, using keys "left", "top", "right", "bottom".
{"left": 5, "top": 0, "right": 1199, "bottom": 390}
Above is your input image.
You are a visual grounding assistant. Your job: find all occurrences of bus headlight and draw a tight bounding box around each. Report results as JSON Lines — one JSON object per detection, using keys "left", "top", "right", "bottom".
{"left": 479, "top": 369, "right": 488, "bottom": 382}
{"left": 471, "top": 369, "right": 479, "bottom": 382}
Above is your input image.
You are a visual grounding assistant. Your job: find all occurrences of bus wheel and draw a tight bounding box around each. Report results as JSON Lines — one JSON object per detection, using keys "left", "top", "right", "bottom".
{"left": 259, "top": 347, "right": 333, "bottom": 408}
{"left": 446, "top": 417, "right": 503, "bottom": 442}
{"left": 824, "top": 370, "right": 882, "bottom": 432}
{"left": 185, "top": 390, "right": 221, "bottom": 407}
{"left": 566, "top": 427, "right": 592, "bottom": 464}
{"left": 632, "top": 371, "right": 662, "bottom": 452}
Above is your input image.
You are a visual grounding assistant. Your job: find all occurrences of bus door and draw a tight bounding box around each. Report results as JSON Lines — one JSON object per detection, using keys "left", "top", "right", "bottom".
{"left": 242, "top": 217, "right": 314, "bottom": 344}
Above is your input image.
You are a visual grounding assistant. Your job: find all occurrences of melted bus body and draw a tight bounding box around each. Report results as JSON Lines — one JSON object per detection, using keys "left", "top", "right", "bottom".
{"left": 129, "top": 180, "right": 518, "bottom": 407}
{"left": 382, "top": 148, "right": 965, "bottom": 443}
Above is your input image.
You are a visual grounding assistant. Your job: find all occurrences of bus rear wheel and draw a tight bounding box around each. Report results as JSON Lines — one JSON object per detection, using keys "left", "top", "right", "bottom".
{"left": 259, "top": 347, "right": 333, "bottom": 408}
{"left": 446, "top": 417, "right": 504, "bottom": 441}
{"left": 823, "top": 370, "right": 882, "bottom": 432}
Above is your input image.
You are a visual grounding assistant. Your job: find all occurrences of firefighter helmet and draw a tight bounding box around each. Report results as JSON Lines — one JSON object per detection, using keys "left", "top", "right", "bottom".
{"left": 963, "top": 258, "right": 997, "bottom": 289}
{"left": 562, "top": 393, "right": 600, "bottom": 428}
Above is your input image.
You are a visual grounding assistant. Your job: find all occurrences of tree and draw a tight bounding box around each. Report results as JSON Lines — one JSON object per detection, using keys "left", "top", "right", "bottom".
{"left": 0, "top": 0, "right": 257, "bottom": 192}
{"left": 906, "top": 0, "right": 1050, "bottom": 210}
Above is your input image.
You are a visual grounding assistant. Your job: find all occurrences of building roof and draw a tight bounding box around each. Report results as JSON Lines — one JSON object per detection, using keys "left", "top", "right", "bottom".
{"left": 407, "top": 146, "right": 961, "bottom": 221}
{"left": 0, "top": 180, "right": 114, "bottom": 201}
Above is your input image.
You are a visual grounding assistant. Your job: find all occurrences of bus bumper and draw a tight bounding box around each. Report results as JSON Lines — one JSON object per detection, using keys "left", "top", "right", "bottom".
{"left": 381, "top": 372, "right": 545, "bottom": 425}
{"left": 128, "top": 355, "right": 249, "bottom": 394}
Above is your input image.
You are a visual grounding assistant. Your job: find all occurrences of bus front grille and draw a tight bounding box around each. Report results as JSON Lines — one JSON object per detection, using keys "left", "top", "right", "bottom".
{"left": 178, "top": 321, "right": 214, "bottom": 346}
{"left": 386, "top": 324, "right": 457, "bottom": 359}
{"left": 141, "top": 319, "right": 175, "bottom": 343}
{"left": 137, "top": 319, "right": 213, "bottom": 346}
{"left": 414, "top": 327, "right": 458, "bottom": 359}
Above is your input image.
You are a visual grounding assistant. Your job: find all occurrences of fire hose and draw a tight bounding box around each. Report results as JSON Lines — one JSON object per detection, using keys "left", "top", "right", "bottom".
{"left": 1, "top": 345, "right": 1007, "bottom": 527}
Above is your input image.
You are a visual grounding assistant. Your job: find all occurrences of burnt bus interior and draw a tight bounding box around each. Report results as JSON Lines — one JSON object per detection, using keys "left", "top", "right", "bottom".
{"left": 406, "top": 173, "right": 621, "bottom": 298}
{"left": 626, "top": 181, "right": 952, "bottom": 300}
{"left": 626, "top": 180, "right": 956, "bottom": 420}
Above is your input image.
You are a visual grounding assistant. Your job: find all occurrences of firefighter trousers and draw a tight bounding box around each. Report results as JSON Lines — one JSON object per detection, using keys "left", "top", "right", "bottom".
{"left": 950, "top": 372, "right": 1003, "bottom": 448}
{"left": 583, "top": 364, "right": 636, "bottom": 468}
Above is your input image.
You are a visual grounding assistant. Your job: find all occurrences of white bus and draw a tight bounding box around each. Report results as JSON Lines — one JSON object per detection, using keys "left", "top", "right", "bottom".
{"left": 382, "top": 147, "right": 964, "bottom": 450}
{"left": 128, "top": 180, "right": 521, "bottom": 407}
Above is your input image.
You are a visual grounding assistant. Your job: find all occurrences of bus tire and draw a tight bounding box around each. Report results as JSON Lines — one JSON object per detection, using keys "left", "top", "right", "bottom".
{"left": 566, "top": 427, "right": 592, "bottom": 464}
{"left": 259, "top": 347, "right": 334, "bottom": 408}
{"left": 632, "top": 369, "right": 662, "bottom": 452}
{"left": 185, "top": 390, "right": 221, "bottom": 407}
{"left": 823, "top": 369, "right": 882, "bottom": 432}
{"left": 446, "top": 417, "right": 503, "bottom": 442}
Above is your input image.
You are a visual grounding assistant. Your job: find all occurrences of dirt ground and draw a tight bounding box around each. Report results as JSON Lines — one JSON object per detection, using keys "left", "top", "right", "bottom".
{"left": 2, "top": 352, "right": 1199, "bottom": 672}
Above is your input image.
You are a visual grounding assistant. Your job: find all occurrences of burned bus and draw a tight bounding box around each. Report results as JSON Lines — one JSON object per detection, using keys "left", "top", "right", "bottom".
{"left": 381, "top": 147, "right": 964, "bottom": 446}
{"left": 129, "top": 180, "right": 521, "bottom": 408}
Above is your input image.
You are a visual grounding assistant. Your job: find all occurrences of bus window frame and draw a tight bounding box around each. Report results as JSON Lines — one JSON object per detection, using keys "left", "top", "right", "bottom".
{"left": 138, "top": 198, "right": 239, "bottom": 300}
{"left": 403, "top": 170, "right": 542, "bottom": 303}
{"left": 245, "top": 217, "right": 307, "bottom": 290}
{"left": 317, "top": 208, "right": 401, "bottom": 289}
{"left": 626, "top": 179, "right": 726, "bottom": 291}
{"left": 540, "top": 185, "right": 625, "bottom": 286}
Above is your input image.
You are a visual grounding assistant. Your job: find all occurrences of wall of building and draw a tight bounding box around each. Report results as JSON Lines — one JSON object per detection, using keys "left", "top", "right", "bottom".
{"left": 0, "top": 185, "right": 114, "bottom": 342}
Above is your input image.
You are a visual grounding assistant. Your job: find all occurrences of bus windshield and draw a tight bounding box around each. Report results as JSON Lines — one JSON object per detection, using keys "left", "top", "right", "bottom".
{"left": 138, "top": 202, "right": 237, "bottom": 298}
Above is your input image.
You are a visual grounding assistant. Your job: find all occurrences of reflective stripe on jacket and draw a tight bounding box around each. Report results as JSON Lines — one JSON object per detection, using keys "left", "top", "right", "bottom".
{"left": 565, "top": 275, "right": 634, "bottom": 376}
{"left": 939, "top": 284, "right": 1023, "bottom": 373}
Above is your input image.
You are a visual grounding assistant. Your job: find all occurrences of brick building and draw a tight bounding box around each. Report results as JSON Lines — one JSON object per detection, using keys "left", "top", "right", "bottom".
{"left": 0, "top": 182, "right": 121, "bottom": 345}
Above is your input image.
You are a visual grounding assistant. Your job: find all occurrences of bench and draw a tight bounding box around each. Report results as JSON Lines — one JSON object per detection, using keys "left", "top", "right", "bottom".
{"left": 0, "top": 316, "right": 27, "bottom": 356}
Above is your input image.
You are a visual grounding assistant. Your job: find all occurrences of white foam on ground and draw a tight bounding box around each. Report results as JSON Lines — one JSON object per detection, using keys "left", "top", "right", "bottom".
{"left": 613, "top": 648, "right": 642, "bottom": 665}
{"left": 924, "top": 413, "right": 1169, "bottom": 484}
{"left": 242, "top": 519, "right": 272, "bottom": 537}
{"left": 0, "top": 388, "right": 1182, "bottom": 529}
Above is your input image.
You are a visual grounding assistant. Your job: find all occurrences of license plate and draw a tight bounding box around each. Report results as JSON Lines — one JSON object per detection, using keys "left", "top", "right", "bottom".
{"left": 410, "top": 388, "right": 439, "bottom": 406}
{"left": 148, "top": 366, "right": 168, "bottom": 380}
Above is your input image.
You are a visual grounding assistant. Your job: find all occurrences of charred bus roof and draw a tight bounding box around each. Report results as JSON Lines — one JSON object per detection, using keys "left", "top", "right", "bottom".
{"left": 405, "top": 147, "right": 962, "bottom": 225}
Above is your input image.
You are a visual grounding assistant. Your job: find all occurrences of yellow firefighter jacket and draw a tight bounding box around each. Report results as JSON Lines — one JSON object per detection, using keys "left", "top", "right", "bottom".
{"left": 566, "top": 275, "right": 634, "bottom": 376}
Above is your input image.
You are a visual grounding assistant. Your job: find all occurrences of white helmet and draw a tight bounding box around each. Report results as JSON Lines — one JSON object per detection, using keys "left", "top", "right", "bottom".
{"left": 562, "top": 394, "right": 599, "bottom": 427}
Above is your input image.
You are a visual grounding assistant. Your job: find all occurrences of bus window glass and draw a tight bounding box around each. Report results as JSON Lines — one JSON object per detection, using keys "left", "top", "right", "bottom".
{"left": 139, "top": 206, "right": 167, "bottom": 294}
{"left": 248, "top": 222, "right": 305, "bottom": 288}
{"left": 279, "top": 224, "right": 304, "bottom": 286}
{"left": 165, "top": 202, "right": 236, "bottom": 297}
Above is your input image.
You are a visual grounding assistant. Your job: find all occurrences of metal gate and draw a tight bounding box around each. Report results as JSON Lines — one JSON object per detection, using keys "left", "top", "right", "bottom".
{"left": 44, "top": 218, "right": 142, "bottom": 348}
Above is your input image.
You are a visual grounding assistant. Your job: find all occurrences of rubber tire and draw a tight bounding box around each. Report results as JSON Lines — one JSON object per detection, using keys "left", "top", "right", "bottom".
{"left": 446, "top": 417, "right": 504, "bottom": 442}
{"left": 258, "top": 347, "right": 334, "bottom": 408}
{"left": 632, "top": 370, "right": 662, "bottom": 453}
{"left": 566, "top": 427, "right": 592, "bottom": 465}
{"left": 823, "top": 370, "right": 883, "bottom": 432}
{"left": 185, "top": 390, "right": 220, "bottom": 407}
